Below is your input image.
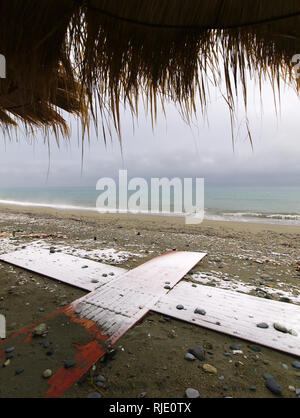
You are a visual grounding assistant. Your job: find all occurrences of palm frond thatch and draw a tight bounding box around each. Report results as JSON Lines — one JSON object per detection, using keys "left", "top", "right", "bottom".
{"left": 0, "top": 0, "right": 300, "bottom": 139}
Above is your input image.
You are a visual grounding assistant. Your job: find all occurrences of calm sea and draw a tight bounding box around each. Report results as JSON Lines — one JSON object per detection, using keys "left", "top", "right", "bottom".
{"left": 0, "top": 186, "right": 299, "bottom": 226}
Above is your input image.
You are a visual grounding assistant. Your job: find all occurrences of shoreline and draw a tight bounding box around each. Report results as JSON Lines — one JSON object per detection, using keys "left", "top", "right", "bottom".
{"left": 0, "top": 202, "right": 300, "bottom": 235}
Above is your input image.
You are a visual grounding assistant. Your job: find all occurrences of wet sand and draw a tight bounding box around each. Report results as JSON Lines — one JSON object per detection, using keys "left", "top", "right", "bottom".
{"left": 0, "top": 203, "right": 299, "bottom": 398}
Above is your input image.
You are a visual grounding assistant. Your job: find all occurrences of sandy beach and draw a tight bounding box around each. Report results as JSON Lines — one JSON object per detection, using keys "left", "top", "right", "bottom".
{"left": 0, "top": 203, "right": 299, "bottom": 398}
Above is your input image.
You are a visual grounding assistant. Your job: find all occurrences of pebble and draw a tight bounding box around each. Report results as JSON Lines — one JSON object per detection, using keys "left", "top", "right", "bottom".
{"left": 230, "top": 345, "right": 241, "bottom": 350}
{"left": 250, "top": 386, "right": 256, "bottom": 391}
{"left": 39, "top": 307, "right": 45, "bottom": 312}
{"left": 257, "top": 322, "right": 269, "bottom": 329}
{"left": 5, "top": 347, "right": 15, "bottom": 353}
{"left": 96, "top": 375, "right": 106, "bottom": 383}
{"left": 263, "top": 372, "right": 274, "bottom": 380}
{"left": 91, "top": 279, "right": 99, "bottom": 283}
{"left": 292, "top": 361, "right": 300, "bottom": 370}
{"left": 273, "top": 323, "right": 288, "bottom": 333}
{"left": 249, "top": 345, "right": 261, "bottom": 352}
{"left": 185, "top": 353, "right": 196, "bottom": 361}
{"left": 188, "top": 346, "right": 206, "bottom": 361}
{"left": 194, "top": 308, "right": 206, "bottom": 316}
{"left": 3, "top": 359, "right": 10, "bottom": 367}
{"left": 279, "top": 297, "right": 290, "bottom": 303}
{"left": 15, "top": 368, "right": 24, "bottom": 375}
{"left": 33, "top": 323, "right": 47, "bottom": 337}
{"left": 64, "top": 360, "right": 76, "bottom": 369}
{"left": 138, "top": 392, "right": 147, "bottom": 398}
{"left": 42, "top": 369, "right": 52, "bottom": 379}
{"left": 176, "top": 305, "right": 184, "bottom": 310}
{"left": 185, "top": 388, "right": 200, "bottom": 398}
{"left": 87, "top": 392, "right": 102, "bottom": 398}
{"left": 265, "top": 377, "right": 282, "bottom": 395}
{"left": 203, "top": 364, "right": 217, "bottom": 374}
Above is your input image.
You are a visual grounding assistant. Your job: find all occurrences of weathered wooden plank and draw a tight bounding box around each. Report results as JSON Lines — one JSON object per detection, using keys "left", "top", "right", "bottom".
{"left": 71, "top": 251, "right": 207, "bottom": 344}
{"left": 153, "top": 281, "right": 300, "bottom": 356}
{"left": 0, "top": 248, "right": 126, "bottom": 291}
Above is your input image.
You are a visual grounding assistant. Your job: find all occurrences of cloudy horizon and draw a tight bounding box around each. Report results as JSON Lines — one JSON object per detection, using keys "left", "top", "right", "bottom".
{"left": 0, "top": 78, "right": 299, "bottom": 188}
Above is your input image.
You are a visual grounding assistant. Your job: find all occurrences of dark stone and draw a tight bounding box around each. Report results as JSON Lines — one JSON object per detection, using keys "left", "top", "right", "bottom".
{"left": 188, "top": 346, "right": 206, "bottom": 361}
{"left": 194, "top": 308, "right": 206, "bottom": 315}
{"left": 5, "top": 347, "right": 15, "bottom": 353}
{"left": 64, "top": 360, "right": 76, "bottom": 369}
{"left": 6, "top": 353, "right": 14, "bottom": 359}
{"left": 15, "top": 368, "right": 24, "bottom": 375}
{"left": 292, "top": 361, "right": 300, "bottom": 370}
{"left": 249, "top": 344, "right": 261, "bottom": 352}
{"left": 265, "top": 378, "right": 282, "bottom": 395}
{"left": 257, "top": 322, "right": 269, "bottom": 329}
{"left": 176, "top": 304, "right": 184, "bottom": 310}
{"left": 230, "top": 345, "right": 241, "bottom": 350}
{"left": 279, "top": 297, "right": 290, "bottom": 303}
{"left": 87, "top": 392, "right": 102, "bottom": 398}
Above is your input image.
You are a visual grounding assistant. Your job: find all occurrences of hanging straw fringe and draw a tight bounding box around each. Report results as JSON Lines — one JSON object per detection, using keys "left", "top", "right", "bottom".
{"left": 0, "top": 0, "right": 299, "bottom": 141}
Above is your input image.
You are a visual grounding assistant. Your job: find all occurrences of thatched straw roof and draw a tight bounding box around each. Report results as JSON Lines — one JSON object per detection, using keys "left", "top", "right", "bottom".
{"left": 1, "top": 0, "right": 300, "bottom": 139}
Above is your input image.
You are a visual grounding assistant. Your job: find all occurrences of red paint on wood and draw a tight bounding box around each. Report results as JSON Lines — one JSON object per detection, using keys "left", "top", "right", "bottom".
{"left": 45, "top": 340, "right": 107, "bottom": 398}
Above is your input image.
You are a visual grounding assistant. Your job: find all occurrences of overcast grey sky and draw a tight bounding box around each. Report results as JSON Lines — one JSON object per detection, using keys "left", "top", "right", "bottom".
{"left": 0, "top": 79, "right": 299, "bottom": 188}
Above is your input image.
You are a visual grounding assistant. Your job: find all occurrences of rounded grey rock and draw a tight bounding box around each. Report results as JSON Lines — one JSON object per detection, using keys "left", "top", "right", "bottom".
{"left": 87, "top": 392, "right": 102, "bottom": 398}
{"left": 273, "top": 323, "right": 288, "bottom": 333}
{"left": 257, "top": 322, "right": 269, "bottom": 329}
{"left": 185, "top": 388, "right": 200, "bottom": 398}
{"left": 292, "top": 361, "right": 300, "bottom": 370}
{"left": 184, "top": 353, "right": 196, "bottom": 361}
{"left": 194, "top": 308, "right": 206, "bottom": 316}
